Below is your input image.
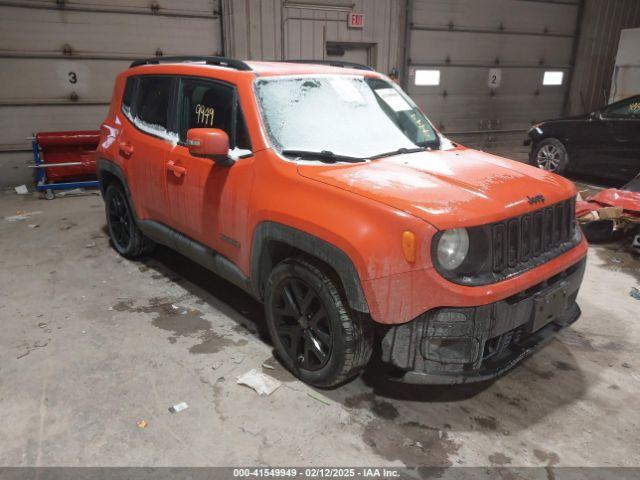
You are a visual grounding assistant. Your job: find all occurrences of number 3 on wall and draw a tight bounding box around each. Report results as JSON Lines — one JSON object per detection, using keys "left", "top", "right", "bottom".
{"left": 68, "top": 72, "right": 78, "bottom": 84}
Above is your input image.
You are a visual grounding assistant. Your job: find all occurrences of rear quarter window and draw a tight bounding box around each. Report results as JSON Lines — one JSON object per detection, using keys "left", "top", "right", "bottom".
{"left": 136, "top": 76, "right": 173, "bottom": 130}
{"left": 121, "top": 76, "right": 137, "bottom": 120}
{"left": 122, "top": 75, "right": 178, "bottom": 143}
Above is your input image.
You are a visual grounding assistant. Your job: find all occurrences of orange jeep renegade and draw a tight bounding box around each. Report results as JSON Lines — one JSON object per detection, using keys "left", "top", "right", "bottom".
{"left": 97, "top": 56, "right": 588, "bottom": 387}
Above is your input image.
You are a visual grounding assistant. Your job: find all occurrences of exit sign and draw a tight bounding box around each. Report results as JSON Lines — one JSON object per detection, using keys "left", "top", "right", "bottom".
{"left": 348, "top": 12, "right": 364, "bottom": 28}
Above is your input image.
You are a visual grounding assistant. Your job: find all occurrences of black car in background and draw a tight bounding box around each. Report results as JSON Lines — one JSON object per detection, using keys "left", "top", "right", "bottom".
{"left": 525, "top": 94, "right": 640, "bottom": 183}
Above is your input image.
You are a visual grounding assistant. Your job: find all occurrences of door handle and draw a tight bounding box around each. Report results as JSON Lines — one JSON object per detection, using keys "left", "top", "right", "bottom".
{"left": 167, "top": 160, "right": 186, "bottom": 178}
{"left": 615, "top": 136, "right": 630, "bottom": 143}
{"left": 119, "top": 141, "right": 134, "bottom": 158}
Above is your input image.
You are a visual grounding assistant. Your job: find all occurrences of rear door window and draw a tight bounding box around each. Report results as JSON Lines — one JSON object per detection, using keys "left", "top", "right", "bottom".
{"left": 131, "top": 76, "right": 177, "bottom": 142}
{"left": 177, "top": 77, "right": 251, "bottom": 151}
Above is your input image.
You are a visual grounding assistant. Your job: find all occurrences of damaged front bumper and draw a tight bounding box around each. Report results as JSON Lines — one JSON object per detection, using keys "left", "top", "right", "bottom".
{"left": 380, "top": 258, "right": 586, "bottom": 384}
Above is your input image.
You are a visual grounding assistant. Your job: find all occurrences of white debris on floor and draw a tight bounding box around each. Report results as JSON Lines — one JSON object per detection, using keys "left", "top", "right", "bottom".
{"left": 237, "top": 369, "right": 282, "bottom": 396}
{"left": 4, "top": 211, "right": 41, "bottom": 222}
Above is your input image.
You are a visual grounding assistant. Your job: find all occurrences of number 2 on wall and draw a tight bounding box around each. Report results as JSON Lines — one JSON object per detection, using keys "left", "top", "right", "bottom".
{"left": 488, "top": 68, "right": 501, "bottom": 89}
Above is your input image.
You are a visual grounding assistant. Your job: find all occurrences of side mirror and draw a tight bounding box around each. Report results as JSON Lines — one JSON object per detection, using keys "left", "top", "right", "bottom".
{"left": 589, "top": 111, "right": 603, "bottom": 120}
{"left": 186, "top": 128, "right": 234, "bottom": 166}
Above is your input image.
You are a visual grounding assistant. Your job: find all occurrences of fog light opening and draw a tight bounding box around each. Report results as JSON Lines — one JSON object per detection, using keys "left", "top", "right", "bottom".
{"left": 422, "top": 336, "right": 477, "bottom": 364}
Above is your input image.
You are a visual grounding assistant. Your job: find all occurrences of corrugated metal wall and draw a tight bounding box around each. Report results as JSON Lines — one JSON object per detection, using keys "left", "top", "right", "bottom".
{"left": 609, "top": 27, "right": 640, "bottom": 102}
{"left": 404, "top": 0, "right": 580, "bottom": 139}
{"left": 0, "top": 0, "right": 222, "bottom": 152}
{"left": 567, "top": 0, "right": 640, "bottom": 116}
{"left": 223, "top": 0, "right": 283, "bottom": 61}
{"left": 2, "top": 0, "right": 637, "bottom": 187}
{"left": 222, "top": 0, "right": 403, "bottom": 75}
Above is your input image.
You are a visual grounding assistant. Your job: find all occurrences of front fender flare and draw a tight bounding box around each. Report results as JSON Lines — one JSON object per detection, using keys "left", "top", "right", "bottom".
{"left": 250, "top": 221, "right": 368, "bottom": 313}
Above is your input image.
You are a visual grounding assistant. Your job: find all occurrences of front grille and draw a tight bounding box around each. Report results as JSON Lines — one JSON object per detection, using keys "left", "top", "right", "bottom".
{"left": 491, "top": 198, "right": 576, "bottom": 275}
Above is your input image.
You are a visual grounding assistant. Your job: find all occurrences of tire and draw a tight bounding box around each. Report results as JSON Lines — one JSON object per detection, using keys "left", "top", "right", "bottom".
{"left": 264, "top": 258, "right": 373, "bottom": 388}
{"left": 105, "top": 183, "right": 155, "bottom": 259}
{"left": 632, "top": 231, "right": 640, "bottom": 258}
{"left": 532, "top": 138, "right": 569, "bottom": 174}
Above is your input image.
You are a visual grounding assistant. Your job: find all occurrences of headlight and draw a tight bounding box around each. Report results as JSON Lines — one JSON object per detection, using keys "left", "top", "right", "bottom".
{"left": 436, "top": 228, "right": 469, "bottom": 270}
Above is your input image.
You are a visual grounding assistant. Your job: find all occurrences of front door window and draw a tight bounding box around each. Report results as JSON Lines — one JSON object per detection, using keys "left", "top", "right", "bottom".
{"left": 177, "top": 78, "right": 251, "bottom": 158}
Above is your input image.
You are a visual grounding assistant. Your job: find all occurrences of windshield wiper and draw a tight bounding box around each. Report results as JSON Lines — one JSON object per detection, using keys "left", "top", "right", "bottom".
{"left": 416, "top": 139, "right": 441, "bottom": 149}
{"left": 371, "top": 139, "right": 443, "bottom": 159}
{"left": 281, "top": 150, "right": 365, "bottom": 163}
{"left": 370, "top": 147, "right": 426, "bottom": 160}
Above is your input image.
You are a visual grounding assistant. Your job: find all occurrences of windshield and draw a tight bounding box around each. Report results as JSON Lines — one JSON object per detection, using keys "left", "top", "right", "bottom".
{"left": 254, "top": 75, "right": 440, "bottom": 159}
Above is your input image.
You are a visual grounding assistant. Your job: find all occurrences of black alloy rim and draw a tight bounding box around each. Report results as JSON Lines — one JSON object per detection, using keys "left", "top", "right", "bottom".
{"left": 273, "top": 277, "right": 333, "bottom": 371}
{"left": 108, "top": 190, "right": 132, "bottom": 249}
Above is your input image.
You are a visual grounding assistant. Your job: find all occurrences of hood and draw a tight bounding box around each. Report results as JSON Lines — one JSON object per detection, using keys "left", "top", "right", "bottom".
{"left": 541, "top": 113, "right": 591, "bottom": 123}
{"left": 297, "top": 148, "right": 576, "bottom": 230}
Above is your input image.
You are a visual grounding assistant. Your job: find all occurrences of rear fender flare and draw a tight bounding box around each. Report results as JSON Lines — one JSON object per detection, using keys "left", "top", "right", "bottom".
{"left": 97, "top": 158, "right": 138, "bottom": 216}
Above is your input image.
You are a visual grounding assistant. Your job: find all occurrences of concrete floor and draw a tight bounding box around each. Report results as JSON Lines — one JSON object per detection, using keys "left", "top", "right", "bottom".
{"left": 1, "top": 188, "right": 639, "bottom": 468}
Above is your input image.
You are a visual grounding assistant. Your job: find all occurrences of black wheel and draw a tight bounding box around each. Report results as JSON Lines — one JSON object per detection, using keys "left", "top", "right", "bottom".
{"left": 532, "top": 138, "right": 569, "bottom": 174}
{"left": 105, "top": 183, "right": 154, "bottom": 259}
{"left": 264, "top": 258, "right": 373, "bottom": 388}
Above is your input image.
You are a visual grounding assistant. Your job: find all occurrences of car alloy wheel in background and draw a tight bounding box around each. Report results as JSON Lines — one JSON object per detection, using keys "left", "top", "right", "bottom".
{"left": 536, "top": 143, "right": 562, "bottom": 172}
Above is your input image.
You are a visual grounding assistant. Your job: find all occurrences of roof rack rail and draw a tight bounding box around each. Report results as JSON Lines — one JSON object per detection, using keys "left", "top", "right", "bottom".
{"left": 129, "top": 56, "right": 252, "bottom": 71}
{"left": 284, "top": 60, "right": 375, "bottom": 71}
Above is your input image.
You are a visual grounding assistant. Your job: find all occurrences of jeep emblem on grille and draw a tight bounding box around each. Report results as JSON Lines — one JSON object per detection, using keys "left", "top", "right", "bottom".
{"left": 527, "top": 194, "right": 545, "bottom": 205}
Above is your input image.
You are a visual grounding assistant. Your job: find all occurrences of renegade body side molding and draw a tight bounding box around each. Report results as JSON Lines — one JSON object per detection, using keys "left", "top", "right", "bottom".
{"left": 98, "top": 160, "right": 367, "bottom": 311}
{"left": 97, "top": 158, "right": 255, "bottom": 297}
{"left": 136, "top": 220, "right": 254, "bottom": 295}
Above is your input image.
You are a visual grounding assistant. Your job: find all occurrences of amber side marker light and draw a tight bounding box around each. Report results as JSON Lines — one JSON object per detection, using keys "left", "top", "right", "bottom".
{"left": 402, "top": 231, "right": 417, "bottom": 263}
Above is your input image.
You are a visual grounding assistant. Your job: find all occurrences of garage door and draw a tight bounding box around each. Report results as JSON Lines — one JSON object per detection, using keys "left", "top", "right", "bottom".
{"left": 0, "top": 0, "right": 222, "bottom": 152}
{"left": 405, "top": 0, "right": 580, "bottom": 140}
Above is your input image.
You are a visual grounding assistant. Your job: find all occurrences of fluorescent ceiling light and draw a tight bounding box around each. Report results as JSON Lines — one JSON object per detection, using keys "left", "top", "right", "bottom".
{"left": 543, "top": 71, "right": 564, "bottom": 86}
{"left": 415, "top": 69, "right": 440, "bottom": 86}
